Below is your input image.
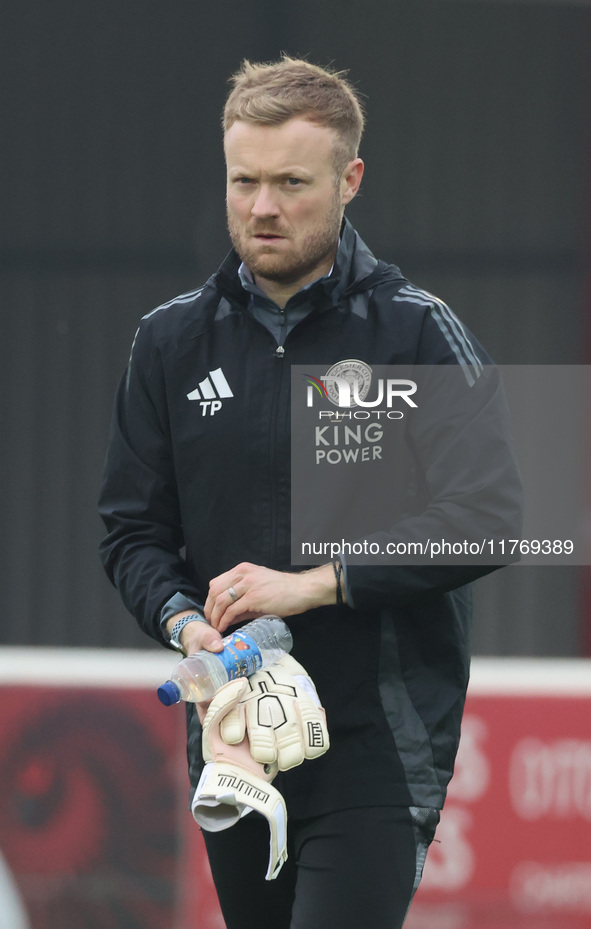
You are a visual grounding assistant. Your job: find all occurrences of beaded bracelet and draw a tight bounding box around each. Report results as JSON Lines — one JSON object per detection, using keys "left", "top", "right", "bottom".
{"left": 332, "top": 558, "right": 344, "bottom": 607}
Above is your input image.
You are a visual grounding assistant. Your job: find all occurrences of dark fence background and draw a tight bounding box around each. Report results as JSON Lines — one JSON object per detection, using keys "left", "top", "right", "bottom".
{"left": 1, "top": 0, "right": 589, "bottom": 652}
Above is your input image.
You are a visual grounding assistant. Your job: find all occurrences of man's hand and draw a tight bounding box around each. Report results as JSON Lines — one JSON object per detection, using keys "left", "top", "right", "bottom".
{"left": 204, "top": 562, "right": 342, "bottom": 634}
{"left": 165, "top": 611, "right": 224, "bottom": 656}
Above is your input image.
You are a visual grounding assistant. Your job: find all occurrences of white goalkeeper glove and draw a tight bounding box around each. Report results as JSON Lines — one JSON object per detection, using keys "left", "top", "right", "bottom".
{"left": 191, "top": 653, "right": 329, "bottom": 881}
{"left": 218, "top": 653, "right": 330, "bottom": 770}
{"left": 192, "top": 675, "right": 288, "bottom": 880}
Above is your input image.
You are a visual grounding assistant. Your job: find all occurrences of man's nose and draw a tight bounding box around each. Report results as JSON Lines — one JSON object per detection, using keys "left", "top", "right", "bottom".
{"left": 251, "top": 185, "right": 280, "bottom": 218}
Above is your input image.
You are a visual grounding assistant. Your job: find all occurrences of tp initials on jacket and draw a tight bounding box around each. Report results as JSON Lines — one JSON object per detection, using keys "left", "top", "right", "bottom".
{"left": 187, "top": 367, "right": 234, "bottom": 416}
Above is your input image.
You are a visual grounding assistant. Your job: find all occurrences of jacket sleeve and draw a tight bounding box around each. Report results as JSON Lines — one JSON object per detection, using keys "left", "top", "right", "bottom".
{"left": 345, "top": 310, "right": 524, "bottom": 609}
{"left": 98, "top": 321, "right": 203, "bottom": 643}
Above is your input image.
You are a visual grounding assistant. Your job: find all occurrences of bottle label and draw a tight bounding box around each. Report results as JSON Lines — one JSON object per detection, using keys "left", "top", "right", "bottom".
{"left": 218, "top": 631, "right": 263, "bottom": 680}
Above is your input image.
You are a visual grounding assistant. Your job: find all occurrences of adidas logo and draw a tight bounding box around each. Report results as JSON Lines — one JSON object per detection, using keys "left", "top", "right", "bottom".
{"left": 187, "top": 367, "right": 234, "bottom": 416}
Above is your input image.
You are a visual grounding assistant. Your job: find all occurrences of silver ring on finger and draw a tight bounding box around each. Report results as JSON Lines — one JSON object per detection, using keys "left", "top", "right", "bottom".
{"left": 228, "top": 586, "right": 239, "bottom": 602}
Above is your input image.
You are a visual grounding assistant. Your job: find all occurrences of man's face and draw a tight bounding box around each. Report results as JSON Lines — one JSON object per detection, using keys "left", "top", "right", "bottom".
{"left": 224, "top": 117, "right": 359, "bottom": 294}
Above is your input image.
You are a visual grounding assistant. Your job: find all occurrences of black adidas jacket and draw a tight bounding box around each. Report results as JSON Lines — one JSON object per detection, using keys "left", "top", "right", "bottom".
{"left": 99, "top": 219, "right": 522, "bottom": 815}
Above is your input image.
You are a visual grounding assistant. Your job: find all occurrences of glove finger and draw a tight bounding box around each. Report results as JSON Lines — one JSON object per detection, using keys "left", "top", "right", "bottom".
{"left": 275, "top": 732, "right": 305, "bottom": 770}
{"left": 244, "top": 695, "right": 284, "bottom": 765}
{"left": 202, "top": 678, "right": 249, "bottom": 742}
{"left": 269, "top": 700, "right": 306, "bottom": 770}
{"left": 294, "top": 700, "right": 330, "bottom": 760}
{"left": 220, "top": 704, "right": 246, "bottom": 745}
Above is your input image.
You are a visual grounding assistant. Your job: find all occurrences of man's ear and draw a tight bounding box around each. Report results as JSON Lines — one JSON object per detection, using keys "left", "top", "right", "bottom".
{"left": 340, "top": 158, "right": 364, "bottom": 206}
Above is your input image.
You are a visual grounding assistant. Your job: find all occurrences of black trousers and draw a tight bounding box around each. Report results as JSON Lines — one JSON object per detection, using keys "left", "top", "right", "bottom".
{"left": 202, "top": 805, "right": 439, "bottom": 929}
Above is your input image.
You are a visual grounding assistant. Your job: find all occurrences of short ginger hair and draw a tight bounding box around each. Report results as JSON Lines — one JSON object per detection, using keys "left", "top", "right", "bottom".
{"left": 223, "top": 56, "right": 365, "bottom": 174}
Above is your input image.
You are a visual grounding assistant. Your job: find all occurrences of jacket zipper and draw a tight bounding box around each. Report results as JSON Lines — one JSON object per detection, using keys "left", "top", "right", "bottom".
{"left": 269, "top": 339, "right": 287, "bottom": 564}
{"left": 276, "top": 306, "right": 288, "bottom": 357}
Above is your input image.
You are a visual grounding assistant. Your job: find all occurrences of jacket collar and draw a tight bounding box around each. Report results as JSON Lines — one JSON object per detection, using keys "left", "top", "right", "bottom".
{"left": 213, "top": 218, "right": 405, "bottom": 311}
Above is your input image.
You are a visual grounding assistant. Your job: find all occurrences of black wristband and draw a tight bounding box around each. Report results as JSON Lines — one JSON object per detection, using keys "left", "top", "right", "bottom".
{"left": 332, "top": 558, "right": 344, "bottom": 607}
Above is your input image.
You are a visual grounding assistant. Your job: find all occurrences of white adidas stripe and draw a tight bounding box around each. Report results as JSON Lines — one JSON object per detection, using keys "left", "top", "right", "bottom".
{"left": 143, "top": 286, "right": 205, "bottom": 319}
{"left": 197, "top": 377, "right": 216, "bottom": 400}
{"left": 396, "top": 285, "right": 484, "bottom": 382}
{"left": 209, "top": 368, "right": 234, "bottom": 398}
{"left": 400, "top": 284, "right": 483, "bottom": 370}
{"left": 187, "top": 367, "right": 234, "bottom": 401}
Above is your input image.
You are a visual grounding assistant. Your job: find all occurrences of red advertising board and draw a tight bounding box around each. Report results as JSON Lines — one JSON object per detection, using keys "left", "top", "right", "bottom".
{"left": 0, "top": 681, "right": 186, "bottom": 929}
{"left": 411, "top": 663, "right": 591, "bottom": 929}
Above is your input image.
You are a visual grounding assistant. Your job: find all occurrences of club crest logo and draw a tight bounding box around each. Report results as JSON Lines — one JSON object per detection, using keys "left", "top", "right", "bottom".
{"left": 319, "top": 359, "right": 373, "bottom": 408}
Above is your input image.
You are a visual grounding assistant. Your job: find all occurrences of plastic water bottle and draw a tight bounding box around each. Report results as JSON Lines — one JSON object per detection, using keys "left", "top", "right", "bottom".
{"left": 157, "top": 615, "right": 293, "bottom": 706}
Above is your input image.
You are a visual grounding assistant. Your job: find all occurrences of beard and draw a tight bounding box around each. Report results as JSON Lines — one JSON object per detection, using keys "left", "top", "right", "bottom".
{"left": 227, "top": 194, "right": 343, "bottom": 286}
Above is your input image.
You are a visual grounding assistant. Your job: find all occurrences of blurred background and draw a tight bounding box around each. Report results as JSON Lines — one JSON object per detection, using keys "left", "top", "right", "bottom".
{"left": 2, "top": 0, "right": 589, "bottom": 654}
{"left": 1, "top": 0, "right": 590, "bottom": 926}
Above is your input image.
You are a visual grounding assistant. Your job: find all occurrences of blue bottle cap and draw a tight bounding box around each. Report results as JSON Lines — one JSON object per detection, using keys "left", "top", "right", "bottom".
{"left": 157, "top": 681, "right": 181, "bottom": 706}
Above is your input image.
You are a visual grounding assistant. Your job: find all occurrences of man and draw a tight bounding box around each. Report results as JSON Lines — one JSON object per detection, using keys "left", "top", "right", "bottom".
{"left": 99, "top": 57, "right": 522, "bottom": 929}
